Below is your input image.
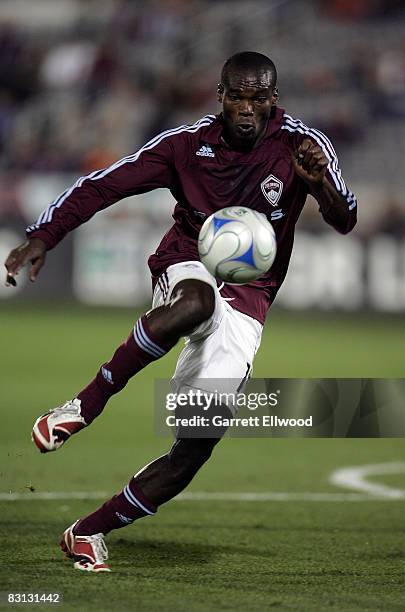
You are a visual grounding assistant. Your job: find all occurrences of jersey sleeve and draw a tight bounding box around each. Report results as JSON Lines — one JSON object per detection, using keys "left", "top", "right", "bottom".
{"left": 26, "top": 135, "right": 176, "bottom": 250}
{"left": 283, "top": 114, "right": 357, "bottom": 233}
{"left": 305, "top": 128, "right": 357, "bottom": 233}
{"left": 308, "top": 128, "right": 357, "bottom": 208}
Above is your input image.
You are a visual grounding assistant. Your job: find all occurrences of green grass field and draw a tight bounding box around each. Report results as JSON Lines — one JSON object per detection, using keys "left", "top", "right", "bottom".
{"left": 1, "top": 305, "right": 405, "bottom": 611}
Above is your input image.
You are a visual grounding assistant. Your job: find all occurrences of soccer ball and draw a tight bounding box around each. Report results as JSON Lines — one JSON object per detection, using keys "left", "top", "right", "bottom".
{"left": 198, "top": 206, "right": 277, "bottom": 284}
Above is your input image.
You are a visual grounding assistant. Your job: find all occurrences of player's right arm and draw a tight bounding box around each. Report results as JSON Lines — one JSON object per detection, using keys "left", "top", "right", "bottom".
{"left": 4, "top": 134, "right": 176, "bottom": 286}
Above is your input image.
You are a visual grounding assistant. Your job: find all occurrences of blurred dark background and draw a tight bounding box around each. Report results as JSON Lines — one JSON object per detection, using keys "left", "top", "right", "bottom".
{"left": 0, "top": 0, "right": 404, "bottom": 312}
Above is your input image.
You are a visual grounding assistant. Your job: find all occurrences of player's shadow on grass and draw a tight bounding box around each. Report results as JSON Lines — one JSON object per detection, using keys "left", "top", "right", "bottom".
{"left": 164, "top": 522, "right": 405, "bottom": 534}
{"left": 112, "top": 537, "right": 272, "bottom": 566}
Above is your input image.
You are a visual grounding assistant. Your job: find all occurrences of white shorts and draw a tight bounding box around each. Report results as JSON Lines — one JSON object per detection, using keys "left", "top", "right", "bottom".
{"left": 152, "top": 261, "right": 263, "bottom": 405}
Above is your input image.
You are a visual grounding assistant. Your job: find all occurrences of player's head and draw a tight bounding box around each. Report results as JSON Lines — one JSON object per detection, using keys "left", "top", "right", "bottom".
{"left": 217, "top": 51, "right": 278, "bottom": 150}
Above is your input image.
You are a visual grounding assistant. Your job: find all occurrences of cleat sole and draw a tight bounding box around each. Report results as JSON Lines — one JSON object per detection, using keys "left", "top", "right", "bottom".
{"left": 74, "top": 561, "right": 111, "bottom": 573}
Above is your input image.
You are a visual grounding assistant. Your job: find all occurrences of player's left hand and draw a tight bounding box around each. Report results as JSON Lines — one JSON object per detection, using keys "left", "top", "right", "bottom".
{"left": 292, "top": 138, "right": 328, "bottom": 186}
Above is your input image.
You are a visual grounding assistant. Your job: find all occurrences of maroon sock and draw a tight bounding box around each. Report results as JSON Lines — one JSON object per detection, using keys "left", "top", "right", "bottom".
{"left": 77, "top": 315, "right": 174, "bottom": 424}
{"left": 74, "top": 478, "right": 157, "bottom": 535}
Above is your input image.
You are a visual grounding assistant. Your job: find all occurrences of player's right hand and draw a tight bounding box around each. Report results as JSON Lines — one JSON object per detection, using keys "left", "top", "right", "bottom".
{"left": 4, "top": 237, "right": 47, "bottom": 287}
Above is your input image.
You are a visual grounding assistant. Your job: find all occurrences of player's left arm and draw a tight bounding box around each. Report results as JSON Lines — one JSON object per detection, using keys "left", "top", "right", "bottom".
{"left": 292, "top": 137, "right": 357, "bottom": 234}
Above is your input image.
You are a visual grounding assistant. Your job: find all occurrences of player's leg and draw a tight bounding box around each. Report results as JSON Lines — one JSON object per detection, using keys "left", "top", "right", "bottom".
{"left": 75, "top": 437, "right": 221, "bottom": 532}
{"left": 75, "top": 277, "right": 215, "bottom": 422}
{"left": 60, "top": 435, "right": 221, "bottom": 572}
{"left": 61, "top": 297, "right": 262, "bottom": 572}
{"left": 31, "top": 275, "right": 216, "bottom": 453}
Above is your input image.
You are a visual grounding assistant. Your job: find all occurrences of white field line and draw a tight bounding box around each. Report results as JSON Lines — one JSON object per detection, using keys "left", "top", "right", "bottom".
{"left": 2, "top": 462, "right": 404, "bottom": 503}
{"left": 330, "top": 462, "right": 405, "bottom": 499}
{"left": 0, "top": 491, "right": 400, "bottom": 503}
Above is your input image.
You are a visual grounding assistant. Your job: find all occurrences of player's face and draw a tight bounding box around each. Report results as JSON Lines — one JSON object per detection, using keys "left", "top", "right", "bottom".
{"left": 218, "top": 70, "right": 276, "bottom": 150}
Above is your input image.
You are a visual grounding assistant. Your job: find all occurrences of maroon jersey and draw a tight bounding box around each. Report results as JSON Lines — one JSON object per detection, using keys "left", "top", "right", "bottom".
{"left": 27, "top": 108, "right": 357, "bottom": 324}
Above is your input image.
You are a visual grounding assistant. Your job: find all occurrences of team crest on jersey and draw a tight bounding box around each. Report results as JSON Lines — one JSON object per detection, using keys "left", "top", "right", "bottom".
{"left": 261, "top": 174, "right": 283, "bottom": 207}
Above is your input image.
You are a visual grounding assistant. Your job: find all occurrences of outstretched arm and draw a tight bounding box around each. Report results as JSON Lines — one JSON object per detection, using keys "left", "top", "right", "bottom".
{"left": 292, "top": 137, "right": 357, "bottom": 235}
{"left": 3, "top": 134, "right": 176, "bottom": 286}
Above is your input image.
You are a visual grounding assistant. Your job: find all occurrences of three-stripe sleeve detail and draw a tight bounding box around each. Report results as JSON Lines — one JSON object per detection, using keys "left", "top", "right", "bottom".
{"left": 26, "top": 115, "right": 216, "bottom": 233}
{"left": 281, "top": 114, "right": 357, "bottom": 210}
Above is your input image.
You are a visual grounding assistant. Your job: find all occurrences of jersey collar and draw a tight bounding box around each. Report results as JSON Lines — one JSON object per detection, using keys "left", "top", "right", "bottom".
{"left": 203, "top": 107, "right": 285, "bottom": 146}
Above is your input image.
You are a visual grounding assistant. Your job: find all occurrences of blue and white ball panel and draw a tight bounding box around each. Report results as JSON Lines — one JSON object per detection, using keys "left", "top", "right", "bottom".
{"left": 198, "top": 206, "right": 277, "bottom": 284}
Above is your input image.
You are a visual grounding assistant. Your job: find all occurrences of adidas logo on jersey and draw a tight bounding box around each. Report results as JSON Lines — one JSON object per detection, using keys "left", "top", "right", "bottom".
{"left": 196, "top": 144, "right": 215, "bottom": 157}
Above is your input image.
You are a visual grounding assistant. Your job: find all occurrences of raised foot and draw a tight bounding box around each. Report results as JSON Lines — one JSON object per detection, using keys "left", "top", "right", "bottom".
{"left": 31, "top": 399, "right": 87, "bottom": 453}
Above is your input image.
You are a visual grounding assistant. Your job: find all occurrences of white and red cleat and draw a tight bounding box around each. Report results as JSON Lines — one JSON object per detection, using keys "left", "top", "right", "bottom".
{"left": 31, "top": 399, "right": 87, "bottom": 453}
{"left": 60, "top": 521, "right": 111, "bottom": 573}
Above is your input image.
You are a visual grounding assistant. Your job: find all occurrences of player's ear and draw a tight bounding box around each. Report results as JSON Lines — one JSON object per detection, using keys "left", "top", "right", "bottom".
{"left": 217, "top": 83, "right": 224, "bottom": 103}
{"left": 272, "top": 87, "right": 279, "bottom": 106}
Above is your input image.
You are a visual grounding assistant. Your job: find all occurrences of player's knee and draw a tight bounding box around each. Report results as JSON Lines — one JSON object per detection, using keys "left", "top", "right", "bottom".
{"left": 173, "top": 280, "right": 215, "bottom": 327}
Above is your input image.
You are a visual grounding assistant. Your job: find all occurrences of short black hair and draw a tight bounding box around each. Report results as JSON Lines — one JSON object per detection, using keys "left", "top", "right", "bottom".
{"left": 221, "top": 51, "right": 277, "bottom": 87}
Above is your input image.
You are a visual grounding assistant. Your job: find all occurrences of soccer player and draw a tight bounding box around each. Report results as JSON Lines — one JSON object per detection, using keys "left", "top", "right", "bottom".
{"left": 4, "top": 52, "right": 357, "bottom": 572}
